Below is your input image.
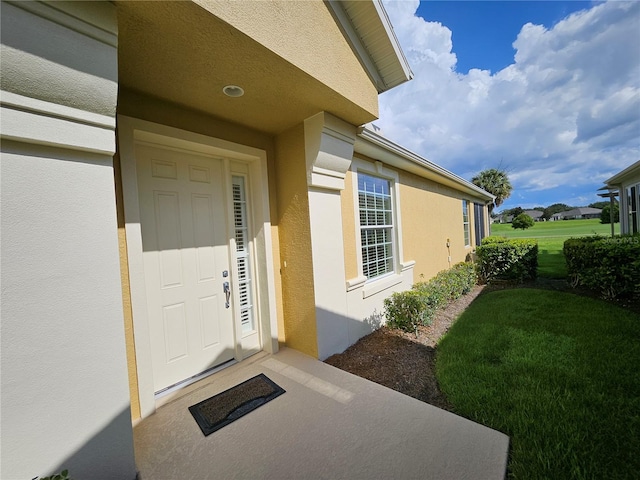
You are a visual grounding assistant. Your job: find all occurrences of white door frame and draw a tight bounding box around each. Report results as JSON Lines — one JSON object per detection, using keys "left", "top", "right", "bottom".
{"left": 117, "top": 115, "right": 279, "bottom": 418}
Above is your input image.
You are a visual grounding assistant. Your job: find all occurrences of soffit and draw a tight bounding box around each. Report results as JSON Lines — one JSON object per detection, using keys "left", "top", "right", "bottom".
{"left": 334, "top": 0, "right": 413, "bottom": 92}
{"left": 115, "top": 1, "right": 376, "bottom": 135}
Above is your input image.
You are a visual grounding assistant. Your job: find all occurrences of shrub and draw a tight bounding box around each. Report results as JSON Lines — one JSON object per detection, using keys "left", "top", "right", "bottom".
{"left": 418, "top": 261, "right": 478, "bottom": 302}
{"left": 480, "top": 235, "right": 510, "bottom": 244}
{"left": 512, "top": 213, "right": 534, "bottom": 230}
{"left": 476, "top": 237, "right": 538, "bottom": 282}
{"left": 384, "top": 262, "right": 477, "bottom": 333}
{"left": 564, "top": 235, "right": 640, "bottom": 299}
{"left": 383, "top": 289, "right": 434, "bottom": 334}
{"left": 600, "top": 203, "right": 619, "bottom": 224}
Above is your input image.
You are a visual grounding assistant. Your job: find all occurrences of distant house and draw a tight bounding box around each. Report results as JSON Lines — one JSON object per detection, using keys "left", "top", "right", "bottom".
{"left": 523, "top": 210, "right": 544, "bottom": 221}
{"left": 605, "top": 160, "right": 640, "bottom": 234}
{"left": 553, "top": 207, "right": 602, "bottom": 220}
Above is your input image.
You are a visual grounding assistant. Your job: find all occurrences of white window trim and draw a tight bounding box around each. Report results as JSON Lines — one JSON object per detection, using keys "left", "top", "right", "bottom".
{"left": 463, "top": 199, "right": 471, "bottom": 248}
{"left": 348, "top": 158, "right": 411, "bottom": 297}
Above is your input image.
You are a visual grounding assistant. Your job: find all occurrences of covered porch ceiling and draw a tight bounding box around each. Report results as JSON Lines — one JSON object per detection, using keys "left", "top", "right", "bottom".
{"left": 116, "top": 1, "right": 377, "bottom": 135}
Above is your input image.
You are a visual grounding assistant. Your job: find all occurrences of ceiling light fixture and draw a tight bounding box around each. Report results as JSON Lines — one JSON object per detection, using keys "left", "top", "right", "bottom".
{"left": 223, "top": 85, "right": 244, "bottom": 97}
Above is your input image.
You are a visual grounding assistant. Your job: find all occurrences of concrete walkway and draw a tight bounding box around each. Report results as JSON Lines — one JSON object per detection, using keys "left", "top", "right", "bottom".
{"left": 134, "top": 348, "right": 509, "bottom": 479}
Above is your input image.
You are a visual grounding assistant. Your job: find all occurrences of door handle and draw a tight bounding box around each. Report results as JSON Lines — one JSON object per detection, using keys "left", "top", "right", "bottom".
{"left": 223, "top": 281, "right": 231, "bottom": 308}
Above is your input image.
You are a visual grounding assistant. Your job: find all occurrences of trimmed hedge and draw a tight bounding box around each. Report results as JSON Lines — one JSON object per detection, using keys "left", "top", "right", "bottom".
{"left": 564, "top": 235, "right": 640, "bottom": 299}
{"left": 384, "top": 262, "right": 477, "bottom": 334}
{"left": 476, "top": 236, "right": 538, "bottom": 282}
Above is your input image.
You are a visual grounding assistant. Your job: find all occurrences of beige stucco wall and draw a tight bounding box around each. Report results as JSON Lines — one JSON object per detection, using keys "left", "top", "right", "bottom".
{"left": 342, "top": 169, "right": 359, "bottom": 281}
{"left": 274, "top": 124, "right": 319, "bottom": 358}
{"left": 117, "top": 90, "right": 277, "bottom": 166}
{"left": 116, "top": 1, "right": 378, "bottom": 135}
{"left": 399, "top": 169, "right": 475, "bottom": 279}
{"left": 195, "top": 0, "right": 378, "bottom": 120}
{"left": 342, "top": 155, "right": 483, "bottom": 284}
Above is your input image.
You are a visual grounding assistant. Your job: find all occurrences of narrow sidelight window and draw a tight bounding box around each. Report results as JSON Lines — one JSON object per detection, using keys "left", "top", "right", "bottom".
{"left": 232, "top": 176, "right": 255, "bottom": 334}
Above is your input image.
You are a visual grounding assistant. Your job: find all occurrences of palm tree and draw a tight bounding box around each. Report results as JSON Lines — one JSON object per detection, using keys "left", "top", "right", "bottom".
{"left": 471, "top": 168, "right": 513, "bottom": 213}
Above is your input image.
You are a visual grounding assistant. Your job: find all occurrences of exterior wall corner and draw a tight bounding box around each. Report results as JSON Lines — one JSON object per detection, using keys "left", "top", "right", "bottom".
{"left": 1, "top": 3, "right": 137, "bottom": 478}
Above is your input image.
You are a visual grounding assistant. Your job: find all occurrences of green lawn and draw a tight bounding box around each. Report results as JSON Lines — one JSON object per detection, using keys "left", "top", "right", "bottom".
{"left": 436, "top": 289, "right": 640, "bottom": 479}
{"left": 489, "top": 219, "right": 619, "bottom": 278}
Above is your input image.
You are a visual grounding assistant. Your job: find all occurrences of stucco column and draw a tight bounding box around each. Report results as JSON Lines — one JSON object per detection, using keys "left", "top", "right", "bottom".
{"left": 1, "top": 2, "right": 136, "bottom": 479}
{"left": 304, "top": 112, "right": 356, "bottom": 360}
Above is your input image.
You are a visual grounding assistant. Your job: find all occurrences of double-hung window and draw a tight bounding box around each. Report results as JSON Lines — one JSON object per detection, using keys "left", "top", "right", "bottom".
{"left": 462, "top": 200, "right": 470, "bottom": 247}
{"left": 358, "top": 172, "right": 394, "bottom": 280}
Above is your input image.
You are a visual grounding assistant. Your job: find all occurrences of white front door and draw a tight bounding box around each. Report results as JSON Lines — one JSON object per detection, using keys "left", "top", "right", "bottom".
{"left": 136, "top": 143, "right": 235, "bottom": 392}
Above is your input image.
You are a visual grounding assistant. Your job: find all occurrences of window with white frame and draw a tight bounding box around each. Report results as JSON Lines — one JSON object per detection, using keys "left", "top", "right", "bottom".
{"left": 462, "top": 200, "right": 470, "bottom": 246}
{"left": 358, "top": 172, "right": 395, "bottom": 280}
{"left": 628, "top": 183, "right": 639, "bottom": 234}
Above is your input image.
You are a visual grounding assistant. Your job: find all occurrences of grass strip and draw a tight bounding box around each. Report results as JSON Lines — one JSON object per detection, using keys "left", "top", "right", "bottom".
{"left": 436, "top": 289, "right": 640, "bottom": 479}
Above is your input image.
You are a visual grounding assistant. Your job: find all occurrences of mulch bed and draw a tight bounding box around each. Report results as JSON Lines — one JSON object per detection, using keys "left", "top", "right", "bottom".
{"left": 325, "top": 284, "right": 486, "bottom": 411}
{"left": 325, "top": 280, "right": 639, "bottom": 410}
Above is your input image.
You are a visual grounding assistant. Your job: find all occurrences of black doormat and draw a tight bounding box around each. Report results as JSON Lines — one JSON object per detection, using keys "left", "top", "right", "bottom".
{"left": 188, "top": 373, "right": 285, "bottom": 436}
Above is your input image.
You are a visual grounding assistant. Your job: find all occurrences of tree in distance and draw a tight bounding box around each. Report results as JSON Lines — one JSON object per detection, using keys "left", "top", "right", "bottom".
{"left": 542, "top": 203, "right": 572, "bottom": 220}
{"left": 512, "top": 213, "right": 535, "bottom": 230}
{"left": 600, "top": 203, "right": 619, "bottom": 224}
{"left": 471, "top": 168, "right": 513, "bottom": 214}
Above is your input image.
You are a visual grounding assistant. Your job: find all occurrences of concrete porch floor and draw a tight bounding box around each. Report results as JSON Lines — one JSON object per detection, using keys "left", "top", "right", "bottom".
{"left": 134, "top": 347, "right": 509, "bottom": 479}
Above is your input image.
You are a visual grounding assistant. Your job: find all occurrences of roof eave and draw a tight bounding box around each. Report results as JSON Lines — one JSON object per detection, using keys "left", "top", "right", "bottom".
{"left": 604, "top": 159, "right": 640, "bottom": 187}
{"left": 328, "top": 0, "right": 413, "bottom": 94}
{"left": 355, "top": 127, "right": 495, "bottom": 203}
{"left": 370, "top": 0, "right": 414, "bottom": 90}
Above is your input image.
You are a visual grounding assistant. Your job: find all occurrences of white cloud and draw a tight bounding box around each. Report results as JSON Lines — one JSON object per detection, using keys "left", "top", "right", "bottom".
{"left": 377, "top": 0, "right": 640, "bottom": 207}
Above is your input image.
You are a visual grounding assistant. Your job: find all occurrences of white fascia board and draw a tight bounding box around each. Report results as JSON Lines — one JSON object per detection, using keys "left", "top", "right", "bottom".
{"left": 327, "top": 1, "right": 386, "bottom": 92}
{"left": 371, "top": 0, "right": 414, "bottom": 87}
{"left": 355, "top": 127, "right": 495, "bottom": 203}
{"left": 605, "top": 160, "right": 640, "bottom": 187}
{"left": 328, "top": 0, "right": 413, "bottom": 93}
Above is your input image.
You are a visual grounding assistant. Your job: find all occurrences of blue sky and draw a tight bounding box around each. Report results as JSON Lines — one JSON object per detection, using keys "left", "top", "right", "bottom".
{"left": 376, "top": 1, "right": 640, "bottom": 212}
{"left": 417, "top": 1, "right": 594, "bottom": 74}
